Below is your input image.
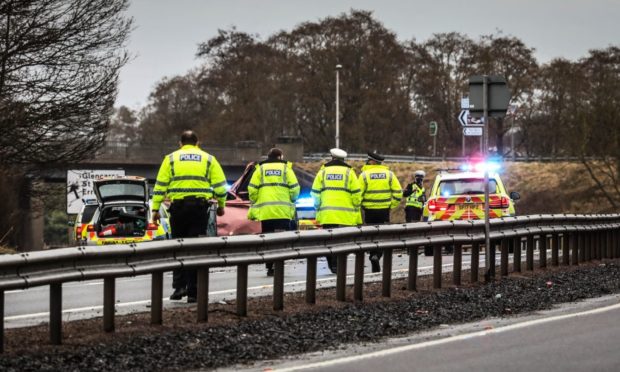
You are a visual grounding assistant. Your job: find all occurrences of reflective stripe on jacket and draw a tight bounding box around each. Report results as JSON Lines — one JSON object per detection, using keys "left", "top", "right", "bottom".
{"left": 152, "top": 145, "right": 227, "bottom": 210}
{"left": 359, "top": 164, "right": 402, "bottom": 209}
{"left": 406, "top": 184, "right": 426, "bottom": 208}
{"left": 311, "top": 162, "right": 362, "bottom": 226}
{"left": 247, "top": 160, "right": 300, "bottom": 221}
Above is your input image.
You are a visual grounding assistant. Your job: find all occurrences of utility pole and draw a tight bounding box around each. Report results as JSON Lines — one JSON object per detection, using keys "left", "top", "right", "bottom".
{"left": 335, "top": 64, "right": 342, "bottom": 148}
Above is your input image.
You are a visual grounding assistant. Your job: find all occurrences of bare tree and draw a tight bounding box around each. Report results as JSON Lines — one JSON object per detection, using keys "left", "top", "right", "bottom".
{"left": 0, "top": 0, "right": 132, "bottom": 165}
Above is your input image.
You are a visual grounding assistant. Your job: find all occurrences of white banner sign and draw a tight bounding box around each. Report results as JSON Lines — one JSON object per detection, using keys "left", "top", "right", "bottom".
{"left": 463, "top": 127, "right": 483, "bottom": 136}
{"left": 66, "top": 169, "right": 125, "bottom": 214}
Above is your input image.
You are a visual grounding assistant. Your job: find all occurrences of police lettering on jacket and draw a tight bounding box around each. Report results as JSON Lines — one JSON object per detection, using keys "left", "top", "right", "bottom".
{"left": 325, "top": 174, "right": 343, "bottom": 180}
{"left": 264, "top": 169, "right": 282, "bottom": 176}
{"left": 369, "top": 173, "right": 387, "bottom": 179}
{"left": 179, "top": 154, "right": 202, "bottom": 161}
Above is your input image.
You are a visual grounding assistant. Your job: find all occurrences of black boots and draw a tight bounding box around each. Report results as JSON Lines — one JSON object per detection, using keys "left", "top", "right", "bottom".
{"left": 369, "top": 254, "right": 381, "bottom": 273}
{"left": 169, "top": 288, "right": 187, "bottom": 300}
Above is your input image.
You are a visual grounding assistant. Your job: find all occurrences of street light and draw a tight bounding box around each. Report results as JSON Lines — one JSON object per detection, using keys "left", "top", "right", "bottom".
{"left": 335, "top": 64, "right": 342, "bottom": 148}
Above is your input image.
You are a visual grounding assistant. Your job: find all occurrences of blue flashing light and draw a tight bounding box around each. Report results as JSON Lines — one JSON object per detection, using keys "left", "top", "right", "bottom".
{"left": 442, "top": 191, "right": 452, "bottom": 197}
{"left": 296, "top": 196, "right": 315, "bottom": 208}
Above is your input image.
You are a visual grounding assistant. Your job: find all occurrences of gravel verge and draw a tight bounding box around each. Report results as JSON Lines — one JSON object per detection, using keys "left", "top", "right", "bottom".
{"left": 2, "top": 261, "right": 620, "bottom": 371}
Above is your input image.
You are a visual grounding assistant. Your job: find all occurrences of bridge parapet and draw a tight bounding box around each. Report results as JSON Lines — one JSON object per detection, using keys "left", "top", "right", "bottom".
{"left": 91, "top": 141, "right": 262, "bottom": 166}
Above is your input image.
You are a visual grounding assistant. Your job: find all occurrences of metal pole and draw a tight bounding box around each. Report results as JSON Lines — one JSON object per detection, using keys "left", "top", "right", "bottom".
{"left": 483, "top": 75, "right": 493, "bottom": 282}
{"left": 335, "top": 64, "right": 341, "bottom": 148}
{"left": 197, "top": 268, "right": 209, "bottom": 322}
{"left": 511, "top": 114, "right": 516, "bottom": 161}
{"left": 433, "top": 132, "right": 437, "bottom": 157}
{"left": 462, "top": 132, "right": 465, "bottom": 157}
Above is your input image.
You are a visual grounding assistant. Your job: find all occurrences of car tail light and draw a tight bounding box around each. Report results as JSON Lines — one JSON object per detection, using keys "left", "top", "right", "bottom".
{"left": 86, "top": 224, "right": 95, "bottom": 232}
{"left": 147, "top": 223, "right": 159, "bottom": 230}
{"left": 489, "top": 196, "right": 510, "bottom": 208}
{"left": 427, "top": 199, "right": 448, "bottom": 212}
{"left": 75, "top": 225, "right": 83, "bottom": 238}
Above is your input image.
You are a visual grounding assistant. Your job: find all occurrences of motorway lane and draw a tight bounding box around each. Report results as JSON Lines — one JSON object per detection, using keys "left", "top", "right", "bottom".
{"left": 4, "top": 252, "right": 462, "bottom": 327}
{"left": 264, "top": 295, "right": 620, "bottom": 372}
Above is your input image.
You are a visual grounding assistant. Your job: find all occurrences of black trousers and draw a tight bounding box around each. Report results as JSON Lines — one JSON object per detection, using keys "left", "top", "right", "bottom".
{"left": 405, "top": 207, "right": 423, "bottom": 223}
{"left": 262, "top": 219, "right": 293, "bottom": 270}
{"left": 363, "top": 208, "right": 390, "bottom": 259}
{"left": 170, "top": 197, "right": 209, "bottom": 296}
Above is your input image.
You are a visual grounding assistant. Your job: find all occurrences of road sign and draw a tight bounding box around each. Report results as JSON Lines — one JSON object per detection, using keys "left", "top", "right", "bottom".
{"left": 468, "top": 75, "right": 511, "bottom": 118}
{"left": 66, "top": 169, "right": 125, "bottom": 214}
{"left": 461, "top": 97, "right": 469, "bottom": 109}
{"left": 463, "top": 127, "right": 483, "bottom": 136}
{"left": 429, "top": 121, "right": 438, "bottom": 136}
{"left": 458, "top": 110, "right": 485, "bottom": 126}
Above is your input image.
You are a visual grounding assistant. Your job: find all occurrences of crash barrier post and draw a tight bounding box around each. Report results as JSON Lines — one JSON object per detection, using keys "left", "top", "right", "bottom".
{"left": 453, "top": 244, "right": 462, "bottom": 285}
{"left": 50, "top": 283, "right": 62, "bottom": 345}
{"left": 151, "top": 272, "right": 163, "bottom": 325}
{"left": 552, "top": 234, "right": 559, "bottom": 266}
{"left": 408, "top": 247, "right": 418, "bottom": 291}
{"left": 471, "top": 242, "right": 480, "bottom": 283}
{"left": 354, "top": 252, "right": 364, "bottom": 301}
{"left": 336, "top": 254, "right": 347, "bottom": 302}
{"left": 433, "top": 245, "right": 442, "bottom": 289}
{"left": 197, "top": 269, "right": 209, "bottom": 322}
{"left": 539, "top": 234, "right": 547, "bottom": 269}
{"left": 237, "top": 264, "right": 248, "bottom": 317}
{"left": 526, "top": 235, "right": 534, "bottom": 271}
{"left": 500, "top": 238, "right": 509, "bottom": 276}
{"left": 571, "top": 232, "right": 579, "bottom": 265}
{"left": 103, "top": 278, "right": 115, "bottom": 332}
{"left": 1, "top": 214, "right": 620, "bottom": 352}
{"left": 382, "top": 249, "right": 393, "bottom": 297}
{"left": 0, "top": 291, "right": 3, "bottom": 354}
{"left": 274, "top": 261, "right": 285, "bottom": 310}
{"left": 306, "top": 257, "right": 317, "bottom": 304}
{"left": 579, "top": 232, "right": 586, "bottom": 263}
{"left": 514, "top": 237, "right": 522, "bottom": 272}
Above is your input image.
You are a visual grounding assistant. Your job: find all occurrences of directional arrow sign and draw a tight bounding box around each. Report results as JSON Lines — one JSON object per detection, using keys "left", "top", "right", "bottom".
{"left": 463, "top": 127, "right": 483, "bottom": 136}
{"left": 458, "top": 110, "right": 485, "bottom": 126}
{"left": 458, "top": 110, "right": 468, "bottom": 126}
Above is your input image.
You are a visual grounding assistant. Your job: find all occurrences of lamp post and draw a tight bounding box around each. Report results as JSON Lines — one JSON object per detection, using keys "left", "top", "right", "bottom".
{"left": 335, "top": 64, "right": 342, "bottom": 148}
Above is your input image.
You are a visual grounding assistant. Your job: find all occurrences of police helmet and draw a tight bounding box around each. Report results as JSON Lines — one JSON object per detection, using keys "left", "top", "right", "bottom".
{"left": 414, "top": 170, "right": 425, "bottom": 178}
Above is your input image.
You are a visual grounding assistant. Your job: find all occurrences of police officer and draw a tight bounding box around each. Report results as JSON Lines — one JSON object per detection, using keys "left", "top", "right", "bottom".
{"left": 403, "top": 170, "right": 426, "bottom": 222}
{"left": 359, "top": 152, "right": 402, "bottom": 272}
{"left": 311, "top": 148, "right": 362, "bottom": 273}
{"left": 248, "top": 148, "right": 300, "bottom": 276}
{"left": 151, "top": 130, "right": 227, "bottom": 303}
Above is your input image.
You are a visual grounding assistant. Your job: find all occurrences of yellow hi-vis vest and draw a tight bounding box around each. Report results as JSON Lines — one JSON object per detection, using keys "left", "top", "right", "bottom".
{"left": 311, "top": 163, "right": 362, "bottom": 226}
{"left": 359, "top": 164, "right": 403, "bottom": 209}
{"left": 152, "top": 145, "right": 227, "bottom": 210}
{"left": 247, "top": 160, "right": 300, "bottom": 221}
{"left": 406, "top": 184, "right": 426, "bottom": 208}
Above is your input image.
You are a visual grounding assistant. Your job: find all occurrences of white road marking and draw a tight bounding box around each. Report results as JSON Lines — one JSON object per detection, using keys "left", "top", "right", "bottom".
{"left": 274, "top": 302, "right": 620, "bottom": 371}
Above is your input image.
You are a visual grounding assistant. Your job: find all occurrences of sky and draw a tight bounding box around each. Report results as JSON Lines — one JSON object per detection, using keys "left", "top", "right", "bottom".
{"left": 116, "top": 0, "right": 620, "bottom": 109}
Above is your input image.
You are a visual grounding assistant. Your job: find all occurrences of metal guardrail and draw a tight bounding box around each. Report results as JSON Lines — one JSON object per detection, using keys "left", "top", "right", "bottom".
{"left": 303, "top": 153, "right": 594, "bottom": 163}
{"left": 1, "top": 214, "right": 619, "bottom": 352}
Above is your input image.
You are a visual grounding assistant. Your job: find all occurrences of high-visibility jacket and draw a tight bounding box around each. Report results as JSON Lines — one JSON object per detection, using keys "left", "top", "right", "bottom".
{"left": 359, "top": 164, "right": 402, "bottom": 209}
{"left": 406, "top": 184, "right": 426, "bottom": 209}
{"left": 311, "top": 160, "right": 362, "bottom": 226}
{"left": 247, "top": 160, "right": 300, "bottom": 221}
{"left": 152, "top": 145, "right": 227, "bottom": 210}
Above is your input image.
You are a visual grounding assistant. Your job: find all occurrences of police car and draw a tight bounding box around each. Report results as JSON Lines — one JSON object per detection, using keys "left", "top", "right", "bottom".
{"left": 79, "top": 176, "right": 167, "bottom": 245}
{"left": 71, "top": 198, "right": 98, "bottom": 242}
{"left": 423, "top": 162, "right": 520, "bottom": 222}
